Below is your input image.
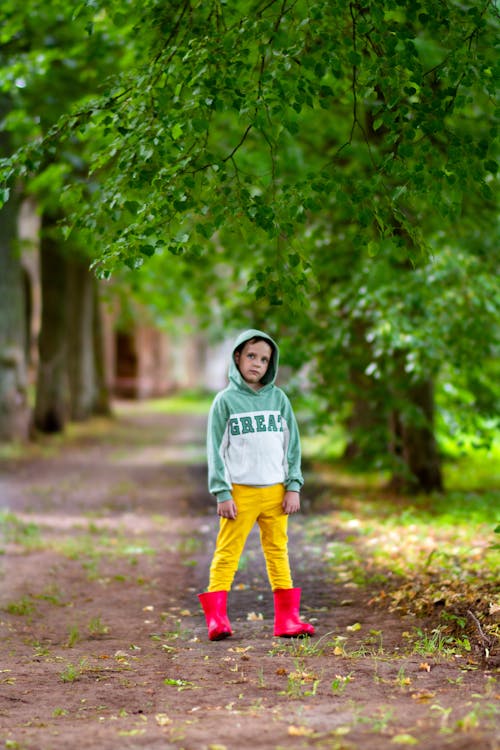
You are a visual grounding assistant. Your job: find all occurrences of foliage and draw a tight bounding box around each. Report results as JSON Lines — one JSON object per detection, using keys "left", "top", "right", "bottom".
{"left": 1, "top": 1, "right": 497, "bottom": 268}
{"left": 0, "top": 0, "right": 498, "bottom": 483}
{"left": 304, "top": 485, "right": 500, "bottom": 649}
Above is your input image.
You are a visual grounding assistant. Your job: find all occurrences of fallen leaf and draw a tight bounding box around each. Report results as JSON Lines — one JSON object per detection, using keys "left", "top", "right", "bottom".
{"left": 247, "top": 612, "right": 263, "bottom": 621}
{"left": 411, "top": 691, "right": 436, "bottom": 702}
{"left": 419, "top": 662, "right": 431, "bottom": 672}
{"left": 289, "top": 670, "right": 318, "bottom": 682}
{"left": 346, "top": 622, "right": 362, "bottom": 632}
{"left": 288, "top": 725, "right": 314, "bottom": 737}
{"left": 155, "top": 713, "right": 171, "bottom": 726}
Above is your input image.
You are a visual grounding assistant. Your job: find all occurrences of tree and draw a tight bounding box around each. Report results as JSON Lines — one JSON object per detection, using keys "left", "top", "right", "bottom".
{"left": 34, "top": 211, "right": 70, "bottom": 432}
{"left": 0, "top": 96, "right": 30, "bottom": 441}
{"left": 1, "top": 0, "right": 498, "bottom": 488}
{"left": 1, "top": 0, "right": 124, "bottom": 432}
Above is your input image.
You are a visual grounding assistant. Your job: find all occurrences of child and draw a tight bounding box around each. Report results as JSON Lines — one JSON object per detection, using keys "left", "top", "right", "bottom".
{"left": 198, "top": 329, "right": 315, "bottom": 641}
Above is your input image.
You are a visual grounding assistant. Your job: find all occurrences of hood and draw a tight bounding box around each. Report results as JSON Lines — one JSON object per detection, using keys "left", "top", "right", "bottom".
{"left": 229, "top": 329, "right": 279, "bottom": 390}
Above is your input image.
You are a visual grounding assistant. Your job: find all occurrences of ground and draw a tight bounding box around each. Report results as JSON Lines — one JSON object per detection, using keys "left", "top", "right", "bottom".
{"left": 0, "top": 402, "right": 498, "bottom": 750}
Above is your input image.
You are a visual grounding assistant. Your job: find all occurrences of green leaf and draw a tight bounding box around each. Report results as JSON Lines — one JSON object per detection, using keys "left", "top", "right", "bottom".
{"left": 171, "top": 123, "right": 183, "bottom": 140}
{"left": 391, "top": 735, "right": 418, "bottom": 746}
{"left": 0, "top": 187, "right": 10, "bottom": 206}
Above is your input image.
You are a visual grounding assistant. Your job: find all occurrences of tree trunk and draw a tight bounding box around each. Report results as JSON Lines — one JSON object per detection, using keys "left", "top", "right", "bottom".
{"left": 342, "top": 320, "right": 387, "bottom": 462}
{"left": 0, "top": 202, "right": 30, "bottom": 441}
{"left": 0, "top": 100, "right": 30, "bottom": 442}
{"left": 91, "top": 279, "right": 112, "bottom": 416}
{"left": 34, "top": 213, "right": 70, "bottom": 433}
{"left": 389, "top": 378, "right": 443, "bottom": 494}
{"left": 67, "top": 256, "right": 96, "bottom": 421}
{"left": 343, "top": 370, "right": 387, "bottom": 462}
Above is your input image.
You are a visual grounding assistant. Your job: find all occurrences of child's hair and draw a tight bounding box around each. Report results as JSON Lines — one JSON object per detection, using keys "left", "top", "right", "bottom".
{"left": 234, "top": 336, "right": 275, "bottom": 357}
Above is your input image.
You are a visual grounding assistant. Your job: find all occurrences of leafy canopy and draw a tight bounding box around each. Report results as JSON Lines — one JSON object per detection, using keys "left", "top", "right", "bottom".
{"left": 1, "top": 0, "right": 497, "bottom": 289}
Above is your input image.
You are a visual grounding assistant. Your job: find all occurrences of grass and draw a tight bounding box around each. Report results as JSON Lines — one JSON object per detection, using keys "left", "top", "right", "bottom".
{"left": 0, "top": 512, "right": 42, "bottom": 551}
{"left": 60, "top": 660, "right": 87, "bottom": 683}
{"left": 5, "top": 596, "right": 37, "bottom": 618}
{"left": 280, "top": 660, "right": 321, "bottom": 698}
{"left": 116, "top": 390, "right": 212, "bottom": 416}
{"left": 301, "top": 447, "right": 499, "bottom": 656}
{"left": 88, "top": 616, "right": 110, "bottom": 637}
{"left": 66, "top": 625, "right": 81, "bottom": 648}
{"left": 331, "top": 672, "right": 353, "bottom": 694}
{"left": 54, "top": 529, "right": 156, "bottom": 565}
{"left": 280, "top": 487, "right": 498, "bottom": 660}
{"left": 410, "top": 626, "right": 471, "bottom": 657}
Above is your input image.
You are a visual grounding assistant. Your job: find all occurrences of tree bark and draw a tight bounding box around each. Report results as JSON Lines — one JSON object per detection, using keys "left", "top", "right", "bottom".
{"left": 339, "top": 319, "right": 386, "bottom": 462}
{"left": 91, "top": 279, "right": 112, "bottom": 416}
{"left": 389, "top": 377, "right": 443, "bottom": 494}
{"left": 0, "top": 202, "right": 30, "bottom": 441}
{"left": 0, "top": 99, "right": 30, "bottom": 442}
{"left": 343, "top": 381, "right": 386, "bottom": 462}
{"left": 34, "top": 212, "right": 70, "bottom": 433}
{"left": 67, "top": 256, "right": 96, "bottom": 421}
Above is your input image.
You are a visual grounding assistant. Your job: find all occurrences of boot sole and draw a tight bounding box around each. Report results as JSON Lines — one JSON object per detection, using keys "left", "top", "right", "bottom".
{"left": 209, "top": 631, "right": 232, "bottom": 641}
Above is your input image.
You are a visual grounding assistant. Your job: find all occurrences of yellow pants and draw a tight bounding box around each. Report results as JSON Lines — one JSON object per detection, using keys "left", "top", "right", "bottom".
{"left": 208, "top": 483, "right": 293, "bottom": 592}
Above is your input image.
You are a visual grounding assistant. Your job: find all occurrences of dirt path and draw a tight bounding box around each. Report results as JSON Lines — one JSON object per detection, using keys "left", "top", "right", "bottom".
{"left": 0, "top": 404, "right": 498, "bottom": 750}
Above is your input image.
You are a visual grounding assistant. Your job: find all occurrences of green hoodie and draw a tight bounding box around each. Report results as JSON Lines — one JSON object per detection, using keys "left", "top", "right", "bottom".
{"left": 207, "top": 329, "right": 304, "bottom": 502}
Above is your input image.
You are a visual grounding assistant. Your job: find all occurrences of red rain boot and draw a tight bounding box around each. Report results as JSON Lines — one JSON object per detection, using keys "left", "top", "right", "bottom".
{"left": 198, "top": 590, "right": 233, "bottom": 641}
{"left": 273, "top": 588, "right": 315, "bottom": 637}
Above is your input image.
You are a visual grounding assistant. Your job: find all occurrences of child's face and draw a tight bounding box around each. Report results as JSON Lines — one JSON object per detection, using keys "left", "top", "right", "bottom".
{"left": 234, "top": 340, "right": 273, "bottom": 390}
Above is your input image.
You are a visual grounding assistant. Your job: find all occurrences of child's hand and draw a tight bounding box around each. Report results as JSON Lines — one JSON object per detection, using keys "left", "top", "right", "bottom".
{"left": 282, "top": 491, "right": 301, "bottom": 514}
{"left": 217, "top": 499, "right": 237, "bottom": 519}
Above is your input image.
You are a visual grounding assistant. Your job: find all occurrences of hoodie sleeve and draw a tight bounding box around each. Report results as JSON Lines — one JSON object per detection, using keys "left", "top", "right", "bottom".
{"left": 207, "top": 393, "right": 233, "bottom": 502}
{"left": 281, "top": 392, "right": 304, "bottom": 492}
